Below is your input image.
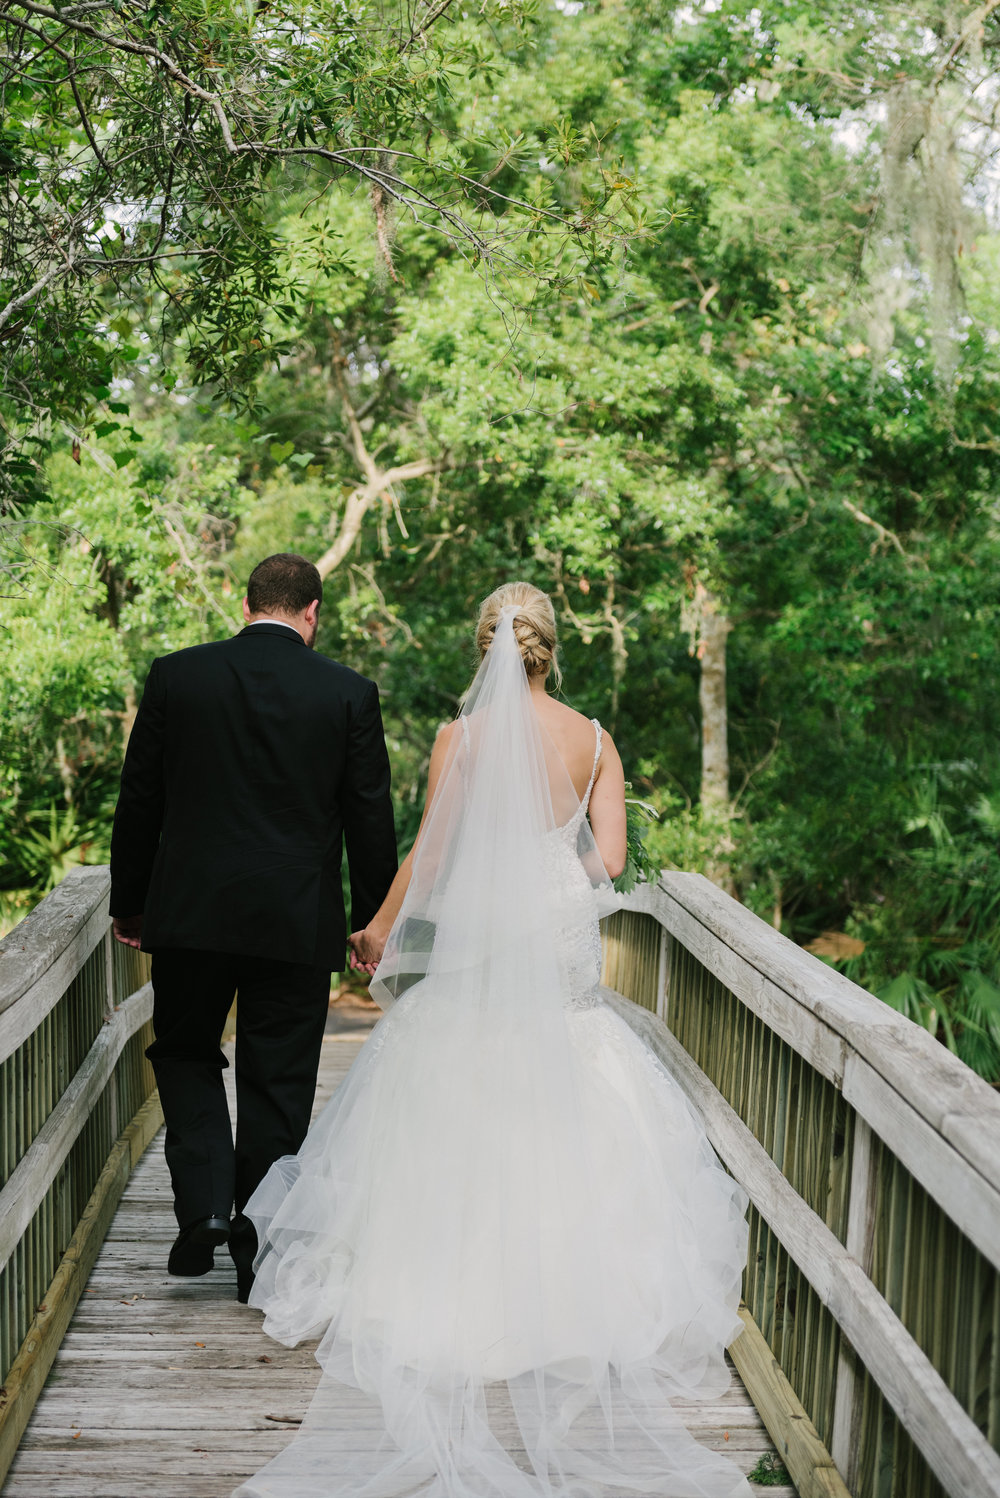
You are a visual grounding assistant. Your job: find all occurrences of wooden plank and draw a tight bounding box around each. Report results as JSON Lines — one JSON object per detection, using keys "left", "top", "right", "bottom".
{"left": 656, "top": 921, "right": 669, "bottom": 1023}
{"left": 0, "top": 986, "right": 154, "bottom": 1273}
{"left": 0, "top": 868, "right": 110, "bottom": 1018}
{"left": 0, "top": 1092, "right": 163, "bottom": 1488}
{"left": 636, "top": 875, "right": 1000, "bottom": 1203}
{"left": 605, "top": 991, "right": 1000, "bottom": 1498}
{"left": 0, "top": 899, "right": 110, "bottom": 1061}
{"left": 842, "top": 1051, "right": 1000, "bottom": 1274}
{"left": 5, "top": 1475, "right": 261, "bottom": 1495}
{"left": 7, "top": 1419, "right": 776, "bottom": 1452}
{"left": 729, "top": 1305, "right": 849, "bottom": 1498}
{"left": 648, "top": 875, "right": 905, "bottom": 1032}
{"left": 658, "top": 893, "right": 848, "bottom": 1085}
{"left": 3, "top": 1478, "right": 798, "bottom": 1498}
{"left": 829, "top": 1118, "right": 875, "bottom": 1481}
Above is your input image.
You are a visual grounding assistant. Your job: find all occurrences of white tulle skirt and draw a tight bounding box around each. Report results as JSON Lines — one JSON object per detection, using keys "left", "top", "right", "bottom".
{"left": 235, "top": 981, "right": 752, "bottom": 1498}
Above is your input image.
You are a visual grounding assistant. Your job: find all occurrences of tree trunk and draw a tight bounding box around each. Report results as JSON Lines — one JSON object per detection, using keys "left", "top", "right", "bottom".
{"left": 692, "top": 583, "right": 736, "bottom": 894}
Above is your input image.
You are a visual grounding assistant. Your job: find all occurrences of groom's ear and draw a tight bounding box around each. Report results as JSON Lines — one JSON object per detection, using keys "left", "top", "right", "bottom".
{"left": 305, "top": 599, "right": 320, "bottom": 627}
{"left": 242, "top": 596, "right": 252, "bottom": 623}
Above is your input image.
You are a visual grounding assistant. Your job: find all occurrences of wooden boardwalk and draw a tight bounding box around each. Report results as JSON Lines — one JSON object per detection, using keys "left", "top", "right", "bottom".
{"left": 3, "top": 1031, "right": 794, "bottom": 1498}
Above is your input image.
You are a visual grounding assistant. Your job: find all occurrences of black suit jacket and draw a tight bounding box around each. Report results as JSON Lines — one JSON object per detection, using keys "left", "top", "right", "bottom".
{"left": 109, "top": 623, "right": 397, "bottom": 968}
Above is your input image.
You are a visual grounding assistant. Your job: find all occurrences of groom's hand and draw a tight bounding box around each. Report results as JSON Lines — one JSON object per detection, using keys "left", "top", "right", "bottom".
{"left": 347, "top": 941, "right": 366, "bottom": 974}
{"left": 113, "top": 914, "right": 143, "bottom": 949}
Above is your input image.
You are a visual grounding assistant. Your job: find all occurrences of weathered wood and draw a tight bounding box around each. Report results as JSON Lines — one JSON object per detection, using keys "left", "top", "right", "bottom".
{"left": 841, "top": 1050, "right": 1000, "bottom": 1274}
{"left": 728, "top": 1305, "right": 849, "bottom": 1498}
{"left": 0, "top": 891, "right": 110, "bottom": 1060}
{"left": 0, "top": 868, "right": 110, "bottom": 1019}
{"left": 652, "top": 873, "right": 1000, "bottom": 1196}
{"left": 604, "top": 991, "right": 1000, "bottom": 1498}
{"left": 0, "top": 1092, "right": 163, "bottom": 1488}
{"left": 0, "top": 986, "right": 154, "bottom": 1273}
{"left": 655, "top": 921, "right": 669, "bottom": 1022}
{"left": 634, "top": 882, "right": 850, "bottom": 1086}
{"left": 829, "top": 1118, "right": 875, "bottom": 1483}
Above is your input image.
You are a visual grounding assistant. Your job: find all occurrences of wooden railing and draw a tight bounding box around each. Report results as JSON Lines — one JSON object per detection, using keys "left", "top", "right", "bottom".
{"left": 0, "top": 867, "right": 160, "bottom": 1485}
{"left": 601, "top": 873, "right": 1000, "bottom": 1498}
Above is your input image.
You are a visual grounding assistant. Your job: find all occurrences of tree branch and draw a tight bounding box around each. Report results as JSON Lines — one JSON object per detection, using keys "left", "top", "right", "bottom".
{"left": 933, "top": 0, "right": 1000, "bottom": 86}
{"left": 841, "top": 498, "right": 914, "bottom": 563}
{"left": 315, "top": 359, "right": 449, "bottom": 577}
{"left": 0, "top": 260, "right": 76, "bottom": 334}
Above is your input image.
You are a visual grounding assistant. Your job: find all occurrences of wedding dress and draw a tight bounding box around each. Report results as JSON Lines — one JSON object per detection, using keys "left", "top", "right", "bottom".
{"left": 234, "top": 608, "right": 752, "bottom": 1498}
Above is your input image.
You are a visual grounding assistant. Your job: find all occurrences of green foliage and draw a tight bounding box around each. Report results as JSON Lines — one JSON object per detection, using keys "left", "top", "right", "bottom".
{"left": 3, "top": 0, "right": 1000, "bottom": 1091}
{"left": 748, "top": 1452, "right": 791, "bottom": 1486}
{"left": 838, "top": 769, "right": 1000, "bottom": 1081}
{"left": 0, "top": 0, "right": 635, "bottom": 516}
{"left": 17, "top": 803, "right": 110, "bottom": 896}
{"left": 615, "top": 788, "right": 660, "bottom": 895}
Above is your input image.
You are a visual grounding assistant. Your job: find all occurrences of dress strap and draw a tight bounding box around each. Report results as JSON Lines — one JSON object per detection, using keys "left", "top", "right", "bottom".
{"left": 582, "top": 719, "right": 603, "bottom": 807}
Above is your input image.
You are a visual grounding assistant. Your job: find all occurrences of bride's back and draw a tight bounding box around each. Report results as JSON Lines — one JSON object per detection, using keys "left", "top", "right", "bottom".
{"left": 531, "top": 693, "right": 601, "bottom": 802}
{"left": 532, "top": 691, "right": 626, "bottom": 880}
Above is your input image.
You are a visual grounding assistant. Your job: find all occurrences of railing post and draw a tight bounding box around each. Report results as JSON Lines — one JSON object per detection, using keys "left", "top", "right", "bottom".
{"left": 830, "top": 1114, "right": 876, "bottom": 1491}
{"left": 102, "top": 929, "right": 119, "bottom": 1141}
{"left": 656, "top": 925, "right": 670, "bottom": 1024}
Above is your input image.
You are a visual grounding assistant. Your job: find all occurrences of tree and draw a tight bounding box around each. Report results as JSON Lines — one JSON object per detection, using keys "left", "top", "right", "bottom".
{"left": 0, "top": 0, "right": 636, "bottom": 521}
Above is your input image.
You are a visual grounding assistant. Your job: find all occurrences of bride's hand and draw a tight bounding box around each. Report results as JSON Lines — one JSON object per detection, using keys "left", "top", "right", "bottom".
{"left": 349, "top": 927, "right": 385, "bottom": 973}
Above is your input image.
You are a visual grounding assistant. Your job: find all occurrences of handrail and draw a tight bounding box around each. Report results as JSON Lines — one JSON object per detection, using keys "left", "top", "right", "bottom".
{"left": 0, "top": 867, "right": 160, "bottom": 1487}
{"left": 602, "top": 873, "right": 1000, "bottom": 1498}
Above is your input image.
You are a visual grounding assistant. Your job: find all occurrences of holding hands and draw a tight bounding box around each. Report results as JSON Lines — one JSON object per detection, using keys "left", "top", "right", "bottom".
{"left": 349, "top": 811, "right": 424, "bottom": 977}
{"left": 349, "top": 926, "right": 385, "bottom": 975}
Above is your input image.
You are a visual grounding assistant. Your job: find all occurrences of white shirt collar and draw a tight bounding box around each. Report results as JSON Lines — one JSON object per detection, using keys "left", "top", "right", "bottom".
{"left": 246, "top": 617, "right": 298, "bottom": 630}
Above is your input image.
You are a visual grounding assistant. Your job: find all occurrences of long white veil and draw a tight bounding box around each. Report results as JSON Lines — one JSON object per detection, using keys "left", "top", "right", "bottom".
{"left": 236, "top": 607, "right": 751, "bottom": 1498}
{"left": 369, "top": 602, "right": 619, "bottom": 1011}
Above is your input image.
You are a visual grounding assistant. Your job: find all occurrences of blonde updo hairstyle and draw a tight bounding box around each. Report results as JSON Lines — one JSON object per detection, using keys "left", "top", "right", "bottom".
{"left": 476, "top": 581, "right": 561, "bottom": 690}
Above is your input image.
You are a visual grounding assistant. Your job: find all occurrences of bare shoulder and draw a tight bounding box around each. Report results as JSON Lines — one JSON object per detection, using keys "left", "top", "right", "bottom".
{"left": 594, "top": 725, "right": 623, "bottom": 776}
{"left": 540, "top": 696, "right": 619, "bottom": 759}
{"left": 535, "top": 694, "right": 596, "bottom": 737}
{"left": 430, "top": 718, "right": 462, "bottom": 763}
{"left": 423, "top": 719, "right": 464, "bottom": 806}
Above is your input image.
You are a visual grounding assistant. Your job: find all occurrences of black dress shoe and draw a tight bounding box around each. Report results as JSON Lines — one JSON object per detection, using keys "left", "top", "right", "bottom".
{"left": 168, "top": 1216, "right": 232, "bottom": 1277}
{"left": 229, "top": 1213, "right": 258, "bottom": 1303}
{"left": 235, "top": 1263, "right": 256, "bottom": 1304}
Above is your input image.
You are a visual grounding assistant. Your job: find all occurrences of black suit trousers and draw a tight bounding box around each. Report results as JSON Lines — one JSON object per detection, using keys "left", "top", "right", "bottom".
{"left": 147, "top": 949, "right": 330, "bottom": 1229}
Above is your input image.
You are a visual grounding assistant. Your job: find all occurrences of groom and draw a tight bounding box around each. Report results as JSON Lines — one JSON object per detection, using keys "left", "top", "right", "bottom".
{"left": 109, "top": 553, "right": 397, "bottom": 1300}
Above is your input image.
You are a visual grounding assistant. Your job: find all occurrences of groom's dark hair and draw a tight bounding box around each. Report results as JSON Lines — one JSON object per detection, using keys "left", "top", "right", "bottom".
{"left": 247, "top": 553, "right": 323, "bottom": 616}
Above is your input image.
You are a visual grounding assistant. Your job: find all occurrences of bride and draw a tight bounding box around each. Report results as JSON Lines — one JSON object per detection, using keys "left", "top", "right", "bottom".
{"left": 234, "top": 582, "right": 753, "bottom": 1498}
